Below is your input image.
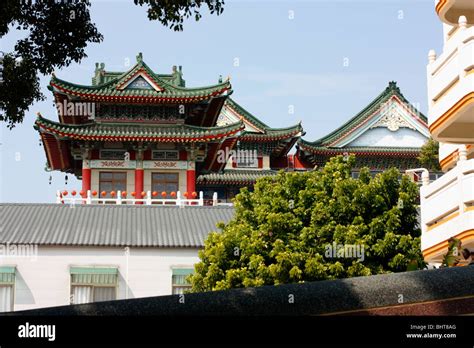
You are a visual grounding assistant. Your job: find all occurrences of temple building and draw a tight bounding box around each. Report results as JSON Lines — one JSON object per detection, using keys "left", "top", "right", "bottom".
{"left": 34, "top": 53, "right": 302, "bottom": 203}
{"left": 296, "top": 82, "right": 431, "bottom": 176}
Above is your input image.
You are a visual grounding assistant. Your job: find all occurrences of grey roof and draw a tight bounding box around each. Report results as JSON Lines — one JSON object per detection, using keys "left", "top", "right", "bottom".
{"left": 0, "top": 204, "right": 234, "bottom": 248}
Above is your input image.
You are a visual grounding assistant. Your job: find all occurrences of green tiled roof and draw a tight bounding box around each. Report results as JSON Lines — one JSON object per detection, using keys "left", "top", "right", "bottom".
{"left": 226, "top": 98, "right": 269, "bottom": 130}
{"left": 35, "top": 114, "right": 244, "bottom": 143}
{"left": 49, "top": 54, "right": 231, "bottom": 102}
{"left": 299, "top": 81, "right": 428, "bottom": 149}
{"left": 197, "top": 170, "right": 277, "bottom": 184}
{"left": 225, "top": 98, "right": 304, "bottom": 141}
{"left": 298, "top": 140, "right": 422, "bottom": 155}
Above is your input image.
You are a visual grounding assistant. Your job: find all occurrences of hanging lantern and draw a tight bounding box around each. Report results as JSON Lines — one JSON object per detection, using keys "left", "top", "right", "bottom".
{"left": 71, "top": 190, "right": 77, "bottom": 196}
{"left": 122, "top": 191, "right": 127, "bottom": 198}
{"left": 141, "top": 191, "right": 146, "bottom": 198}
{"left": 62, "top": 190, "right": 68, "bottom": 196}
{"left": 161, "top": 191, "right": 167, "bottom": 198}
{"left": 191, "top": 191, "right": 197, "bottom": 198}
{"left": 183, "top": 192, "right": 188, "bottom": 198}
{"left": 152, "top": 191, "right": 158, "bottom": 197}
{"left": 79, "top": 190, "right": 85, "bottom": 197}
{"left": 110, "top": 191, "right": 116, "bottom": 197}
{"left": 101, "top": 191, "right": 107, "bottom": 197}
{"left": 92, "top": 191, "right": 97, "bottom": 197}
{"left": 170, "top": 191, "right": 176, "bottom": 198}
{"left": 131, "top": 191, "right": 136, "bottom": 197}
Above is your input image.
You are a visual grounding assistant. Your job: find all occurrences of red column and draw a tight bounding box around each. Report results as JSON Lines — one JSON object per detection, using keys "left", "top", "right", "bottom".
{"left": 135, "top": 168, "right": 144, "bottom": 204}
{"left": 187, "top": 161, "right": 196, "bottom": 195}
{"left": 82, "top": 168, "right": 91, "bottom": 192}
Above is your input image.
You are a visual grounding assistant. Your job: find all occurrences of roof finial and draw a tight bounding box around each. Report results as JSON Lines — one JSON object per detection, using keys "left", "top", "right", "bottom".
{"left": 218, "top": 75, "right": 222, "bottom": 83}
{"left": 136, "top": 52, "right": 143, "bottom": 63}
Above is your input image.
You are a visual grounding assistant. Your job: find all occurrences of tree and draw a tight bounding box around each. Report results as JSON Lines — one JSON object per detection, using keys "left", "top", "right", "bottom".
{"left": 0, "top": 0, "right": 225, "bottom": 128}
{"left": 189, "top": 155, "right": 425, "bottom": 292}
{"left": 418, "top": 138, "right": 441, "bottom": 171}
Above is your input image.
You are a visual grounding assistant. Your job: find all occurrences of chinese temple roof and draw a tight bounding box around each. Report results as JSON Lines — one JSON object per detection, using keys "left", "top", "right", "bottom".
{"left": 35, "top": 113, "right": 244, "bottom": 143}
{"left": 197, "top": 170, "right": 277, "bottom": 185}
{"left": 48, "top": 53, "right": 232, "bottom": 104}
{"left": 298, "top": 81, "right": 429, "bottom": 154}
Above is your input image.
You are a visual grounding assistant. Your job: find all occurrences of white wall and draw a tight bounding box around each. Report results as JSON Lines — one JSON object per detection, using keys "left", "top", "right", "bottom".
{"left": 1, "top": 246, "right": 200, "bottom": 312}
{"left": 347, "top": 127, "right": 428, "bottom": 148}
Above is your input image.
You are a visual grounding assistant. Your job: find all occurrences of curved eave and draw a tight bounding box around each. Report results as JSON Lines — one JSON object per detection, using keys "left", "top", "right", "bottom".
{"left": 239, "top": 124, "right": 303, "bottom": 142}
{"left": 225, "top": 98, "right": 270, "bottom": 131}
{"left": 50, "top": 79, "right": 232, "bottom": 104}
{"left": 298, "top": 142, "right": 421, "bottom": 157}
{"left": 35, "top": 115, "right": 244, "bottom": 143}
{"left": 197, "top": 170, "right": 277, "bottom": 185}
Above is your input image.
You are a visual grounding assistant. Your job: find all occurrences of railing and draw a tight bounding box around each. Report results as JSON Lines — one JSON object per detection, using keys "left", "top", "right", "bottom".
{"left": 57, "top": 190, "right": 232, "bottom": 207}
{"left": 427, "top": 15, "right": 474, "bottom": 139}
{"left": 416, "top": 147, "right": 474, "bottom": 259}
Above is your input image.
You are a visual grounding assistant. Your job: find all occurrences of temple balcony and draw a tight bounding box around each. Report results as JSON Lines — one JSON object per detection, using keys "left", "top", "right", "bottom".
{"left": 419, "top": 149, "right": 474, "bottom": 263}
{"left": 427, "top": 15, "right": 474, "bottom": 143}
{"left": 436, "top": 0, "right": 474, "bottom": 26}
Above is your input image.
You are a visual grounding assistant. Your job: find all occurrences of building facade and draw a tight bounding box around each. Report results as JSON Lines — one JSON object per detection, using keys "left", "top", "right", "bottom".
{"left": 419, "top": 2, "right": 474, "bottom": 264}
{"left": 0, "top": 204, "right": 234, "bottom": 312}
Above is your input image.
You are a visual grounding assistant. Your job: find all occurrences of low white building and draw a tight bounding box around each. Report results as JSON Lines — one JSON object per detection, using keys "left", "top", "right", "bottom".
{"left": 0, "top": 204, "right": 234, "bottom": 312}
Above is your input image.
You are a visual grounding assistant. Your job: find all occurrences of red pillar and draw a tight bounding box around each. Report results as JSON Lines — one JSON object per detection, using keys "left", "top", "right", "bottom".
{"left": 82, "top": 168, "right": 91, "bottom": 192}
{"left": 135, "top": 168, "right": 144, "bottom": 204}
{"left": 187, "top": 161, "right": 196, "bottom": 195}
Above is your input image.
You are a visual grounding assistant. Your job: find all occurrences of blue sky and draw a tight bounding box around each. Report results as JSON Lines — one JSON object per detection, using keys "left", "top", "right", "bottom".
{"left": 0, "top": 0, "right": 442, "bottom": 203}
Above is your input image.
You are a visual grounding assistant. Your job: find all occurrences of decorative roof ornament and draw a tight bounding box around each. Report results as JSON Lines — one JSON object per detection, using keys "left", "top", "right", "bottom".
{"left": 136, "top": 52, "right": 143, "bottom": 63}
{"left": 370, "top": 108, "right": 416, "bottom": 132}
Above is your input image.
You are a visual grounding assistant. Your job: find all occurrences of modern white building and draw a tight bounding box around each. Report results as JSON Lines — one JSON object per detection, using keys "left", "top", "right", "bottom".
{"left": 0, "top": 204, "right": 234, "bottom": 312}
{"left": 419, "top": 1, "right": 474, "bottom": 264}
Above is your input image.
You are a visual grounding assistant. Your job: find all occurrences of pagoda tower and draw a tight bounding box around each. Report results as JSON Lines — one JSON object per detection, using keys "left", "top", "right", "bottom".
{"left": 34, "top": 53, "right": 303, "bottom": 204}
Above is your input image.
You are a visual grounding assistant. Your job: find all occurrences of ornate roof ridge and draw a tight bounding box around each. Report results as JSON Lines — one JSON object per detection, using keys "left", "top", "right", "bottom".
{"left": 299, "top": 81, "right": 428, "bottom": 147}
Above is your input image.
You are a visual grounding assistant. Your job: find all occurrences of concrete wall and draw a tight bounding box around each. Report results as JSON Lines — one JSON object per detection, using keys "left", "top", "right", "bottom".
{"left": 1, "top": 246, "right": 199, "bottom": 312}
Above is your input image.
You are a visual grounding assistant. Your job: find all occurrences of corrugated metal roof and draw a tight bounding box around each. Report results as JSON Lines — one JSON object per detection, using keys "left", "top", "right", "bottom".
{"left": 0, "top": 204, "right": 234, "bottom": 248}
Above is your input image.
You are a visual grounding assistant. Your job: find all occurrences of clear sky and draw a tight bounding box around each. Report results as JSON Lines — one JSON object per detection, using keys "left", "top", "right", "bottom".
{"left": 0, "top": 0, "right": 443, "bottom": 203}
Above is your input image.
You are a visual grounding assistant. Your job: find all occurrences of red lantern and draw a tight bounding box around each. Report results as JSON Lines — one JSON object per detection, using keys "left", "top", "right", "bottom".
{"left": 110, "top": 191, "right": 116, "bottom": 197}
{"left": 101, "top": 191, "right": 107, "bottom": 197}
{"left": 170, "top": 191, "right": 176, "bottom": 198}
{"left": 92, "top": 191, "right": 97, "bottom": 197}
{"left": 71, "top": 190, "right": 77, "bottom": 196}
{"left": 122, "top": 191, "right": 127, "bottom": 198}
{"left": 152, "top": 191, "right": 158, "bottom": 197}
{"left": 131, "top": 191, "right": 136, "bottom": 197}
{"left": 62, "top": 190, "right": 68, "bottom": 196}
{"left": 79, "top": 190, "right": 85, "bottom": 197}
{"left": 161, "top": 191, "right": 167, "bottom": 198}
{"left": 192, "top": 191, "right": 197, "bottom": 198}
{"left": 141, "top": 191, "right": 146, "bottom": 198}
{"left": 183, "top": 192, "right": 188, "bottom": 198}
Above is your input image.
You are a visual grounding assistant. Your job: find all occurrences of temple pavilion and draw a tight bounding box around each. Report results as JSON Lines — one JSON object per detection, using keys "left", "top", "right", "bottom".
{"left": 34, "top": 53, "right": 303, "bottom": 203}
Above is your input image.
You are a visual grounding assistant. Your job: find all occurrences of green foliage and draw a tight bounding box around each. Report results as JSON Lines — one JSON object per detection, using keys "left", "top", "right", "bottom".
{"left": 134, "top": 0, "right": 225, "bottom": 31}
{"left": 190, "top": 156, "right": 425, "bottom": 292}
{"left": 441, "top": 238, "right": 462, "bottom": 267}
{"left": 418, "top": 138, "right": 441, "bottom": 171}
{"left": 0, "top": 0, "right": 225, "bottom": 128}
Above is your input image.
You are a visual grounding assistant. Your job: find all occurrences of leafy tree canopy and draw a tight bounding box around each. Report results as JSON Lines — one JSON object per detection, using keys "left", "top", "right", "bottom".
{"left": 418, "top": 138, "right": 441, "bottom": 171}
{"left": 0, "top": 0, "right": 225, "bottom": 128}
{"left": 190, "top": 156, "right": 425, "bottom": 292}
